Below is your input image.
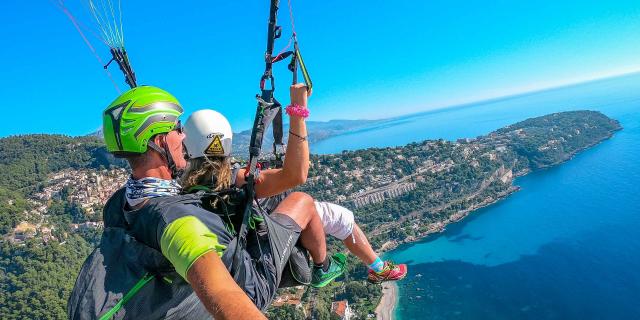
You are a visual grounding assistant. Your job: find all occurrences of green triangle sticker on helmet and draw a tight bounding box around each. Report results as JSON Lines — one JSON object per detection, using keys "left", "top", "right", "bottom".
{"left": 102, "top": 86, "right": 184, "bottom": 156}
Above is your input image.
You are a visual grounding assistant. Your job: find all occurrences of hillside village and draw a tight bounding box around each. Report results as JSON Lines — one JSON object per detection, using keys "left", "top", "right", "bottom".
{"left": 5, "top": 168, "right": 128, "bottom": 244}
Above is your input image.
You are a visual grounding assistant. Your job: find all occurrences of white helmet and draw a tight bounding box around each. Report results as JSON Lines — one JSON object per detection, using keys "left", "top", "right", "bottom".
{"left": 183, "top": 109, "right": 233, "bottom": 158}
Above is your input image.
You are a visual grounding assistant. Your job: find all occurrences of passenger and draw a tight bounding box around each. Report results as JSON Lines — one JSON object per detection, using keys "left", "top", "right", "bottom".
{"left": 261, "top": 195, "right": 408, "bottom": 283}
{"left": 68, "top": 84, "right": 343, "bottom": 320}
{"left": 182, "top": 109, "right": 407, "bottom": 285}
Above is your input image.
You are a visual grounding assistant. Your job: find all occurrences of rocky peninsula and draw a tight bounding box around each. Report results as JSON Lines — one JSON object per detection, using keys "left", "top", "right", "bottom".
{"left": 297, "top": 110, "right": 622, "bottom": 319}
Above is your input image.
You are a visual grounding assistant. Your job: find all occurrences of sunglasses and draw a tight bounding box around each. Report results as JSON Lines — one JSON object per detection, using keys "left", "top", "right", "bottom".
{"left": 173, "top": 120, "right": 184, "bottom": 134}
{"left": 182, "top": 141, "right": 190, "bottom": 160}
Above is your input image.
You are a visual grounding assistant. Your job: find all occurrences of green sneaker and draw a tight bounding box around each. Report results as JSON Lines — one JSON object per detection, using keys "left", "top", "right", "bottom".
{"left": 310, "top": 253, "right": 347, "bottom": 288}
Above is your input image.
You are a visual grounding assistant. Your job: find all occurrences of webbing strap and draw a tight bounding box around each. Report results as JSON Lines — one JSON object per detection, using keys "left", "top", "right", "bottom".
{"left": 272, "top": 104, "right": 285, "bottom": 159}
{"left": 295, "top": 44, "right": 312, "bottom": 91}
{"left": 186, "top": 185, "right": 211, "bottom": 193}
{"left": 98, "top": 273, "right": 155, "bottom": 320}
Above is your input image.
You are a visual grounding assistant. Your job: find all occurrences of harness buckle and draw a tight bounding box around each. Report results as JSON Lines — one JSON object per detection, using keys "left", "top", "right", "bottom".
{"left": 274, "top": 25, "right": 282, "bottom": 39}
{"left": 273, "top": 143, "right": 286, "bottom": 167}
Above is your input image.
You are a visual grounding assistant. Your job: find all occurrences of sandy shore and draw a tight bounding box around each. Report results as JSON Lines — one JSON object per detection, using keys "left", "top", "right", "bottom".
{"left": 375, "top": 282, "right": 398, "bottom": 320}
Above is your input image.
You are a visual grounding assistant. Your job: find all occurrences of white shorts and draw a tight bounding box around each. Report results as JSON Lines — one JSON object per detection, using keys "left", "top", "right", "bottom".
{"left": 314, "top": 201, "right": 355, "bottom": 241}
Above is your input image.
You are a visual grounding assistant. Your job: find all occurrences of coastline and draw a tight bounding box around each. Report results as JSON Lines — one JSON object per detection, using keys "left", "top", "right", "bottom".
{"left": 376, "top": 282, "right": 398, "bottom": 320}
{"left": 375, "top": 127, "right": 621, "bottom": 254}
{"left": 378, "top": 186, "right": 520, "bottom": 253}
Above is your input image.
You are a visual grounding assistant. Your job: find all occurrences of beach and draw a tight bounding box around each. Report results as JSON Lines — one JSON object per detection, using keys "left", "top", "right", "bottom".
{"left": 376, "top": 282, "right": 398, "bottom": 320}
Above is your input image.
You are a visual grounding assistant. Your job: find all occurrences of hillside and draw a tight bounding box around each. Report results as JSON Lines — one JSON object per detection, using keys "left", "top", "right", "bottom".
{"left": 299, "top": 111, "right": 621, "bottom": 251}
{"left": 0, "top": 110, "right": 621, "bottom": 319}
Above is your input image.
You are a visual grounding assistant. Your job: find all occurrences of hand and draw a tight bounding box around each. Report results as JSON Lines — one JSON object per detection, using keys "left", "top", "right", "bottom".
{"left": 290, "top": 83, "right": 311, "bottom": 108}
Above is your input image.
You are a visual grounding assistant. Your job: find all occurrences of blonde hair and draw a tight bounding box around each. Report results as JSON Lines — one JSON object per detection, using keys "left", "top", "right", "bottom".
{"left": 181, "top": 156, "right": 232, "bottom": 192}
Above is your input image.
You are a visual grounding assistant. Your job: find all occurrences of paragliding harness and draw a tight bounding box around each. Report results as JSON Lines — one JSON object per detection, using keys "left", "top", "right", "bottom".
{"left": 231, "top": 0, "right": 313, "bottom": 283}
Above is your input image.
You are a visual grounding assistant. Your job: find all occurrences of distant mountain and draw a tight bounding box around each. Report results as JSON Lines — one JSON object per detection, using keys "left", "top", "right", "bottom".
{"left": 90, "top": 127, "right": 103, "bottom": 138}
{"left": 89, "top": 119, "right": 383, "bottom": 159}
{"left": 232, "top": 119, "right": 384, "bottom": 158}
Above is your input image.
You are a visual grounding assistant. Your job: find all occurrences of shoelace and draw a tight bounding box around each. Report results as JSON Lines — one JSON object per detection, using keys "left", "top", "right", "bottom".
{"left": 382, "top": 261, "right": 396, "bottom": 272}
{"left": 373, "top": 261, "right": 397, "bottom": 278}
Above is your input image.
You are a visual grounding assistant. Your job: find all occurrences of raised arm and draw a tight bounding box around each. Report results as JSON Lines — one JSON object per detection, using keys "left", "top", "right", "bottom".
{"left": 280, "top": 83, "right": 311, "bottom": 186}
{"left": 236, "top": 84, "right": 311, "bottom": 197}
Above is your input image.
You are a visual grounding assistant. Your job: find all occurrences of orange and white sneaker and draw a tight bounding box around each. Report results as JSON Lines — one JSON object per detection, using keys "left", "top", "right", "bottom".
{"left": 367, "top": 261, "right": 408, "bottom": 283}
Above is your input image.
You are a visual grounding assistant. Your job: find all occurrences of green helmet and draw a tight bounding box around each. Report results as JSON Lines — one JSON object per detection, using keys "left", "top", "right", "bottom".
{"left": 103, "top": 86, "right": 183, "bottom": 156}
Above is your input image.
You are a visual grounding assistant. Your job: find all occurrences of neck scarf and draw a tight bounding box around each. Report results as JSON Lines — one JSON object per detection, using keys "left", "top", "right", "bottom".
{"left": 125, "top": 176, "right": 181, "bottom": 207}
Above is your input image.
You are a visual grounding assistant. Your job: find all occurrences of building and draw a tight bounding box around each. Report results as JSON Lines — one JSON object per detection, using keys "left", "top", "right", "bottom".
{"left": 351, "top": 182, "right": 417, "bottom": 208}
{"left": 331, "top": 300, "right": 353, "bottom": 320}
{"left": 270, "top": 286, "right": 305, "bottom": 308}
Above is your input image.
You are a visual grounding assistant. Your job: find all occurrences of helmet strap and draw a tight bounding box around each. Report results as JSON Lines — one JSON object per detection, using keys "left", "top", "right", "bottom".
{"left": 148, "top": 138, "right": 183, "bottom": 180}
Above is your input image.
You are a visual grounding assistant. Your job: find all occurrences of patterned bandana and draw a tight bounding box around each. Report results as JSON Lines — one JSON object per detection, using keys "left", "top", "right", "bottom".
{"left": 125, "top": 176, "right": 181, "bottom": 207}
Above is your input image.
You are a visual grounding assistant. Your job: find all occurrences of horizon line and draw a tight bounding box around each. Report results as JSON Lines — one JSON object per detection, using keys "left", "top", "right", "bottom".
{"left": 2, "top": 69, "right": 639, "bottom": 139}
{"left": 236, "top": 68, "right": 640, "bottom": 133}
{"left": 353, "top": 68, "right": 640, "bottom": 123}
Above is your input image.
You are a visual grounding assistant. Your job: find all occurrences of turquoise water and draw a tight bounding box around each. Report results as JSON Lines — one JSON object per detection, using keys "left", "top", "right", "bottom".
{"left": 314, "top": 73, "right": 640, "bottom": 319}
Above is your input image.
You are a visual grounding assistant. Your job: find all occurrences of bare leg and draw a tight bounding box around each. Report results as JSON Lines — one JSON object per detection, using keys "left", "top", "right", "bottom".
{"left": 273, "top": 192, "right": 327, "bottom": 264}
{"left": 312, "top": 201, "right": 407, "bottom": 282}
{"left": 343, "top": 224, "right": 378, "bottom": 265}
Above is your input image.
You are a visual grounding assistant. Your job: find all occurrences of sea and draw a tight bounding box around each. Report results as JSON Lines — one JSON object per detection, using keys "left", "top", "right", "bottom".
{"left": 311, "top": 72, "right": 640, "bottom": 320}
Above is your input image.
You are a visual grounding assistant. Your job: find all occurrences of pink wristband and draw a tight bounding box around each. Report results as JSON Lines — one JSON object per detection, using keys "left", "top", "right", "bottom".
{"left": 285, "top": 104, "right": 310, "bottom": 118}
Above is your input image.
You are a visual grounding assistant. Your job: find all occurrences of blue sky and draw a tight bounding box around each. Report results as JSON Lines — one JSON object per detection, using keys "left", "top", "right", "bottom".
{"left": 1, "top": 0, "right": 639, "bottom": 137}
